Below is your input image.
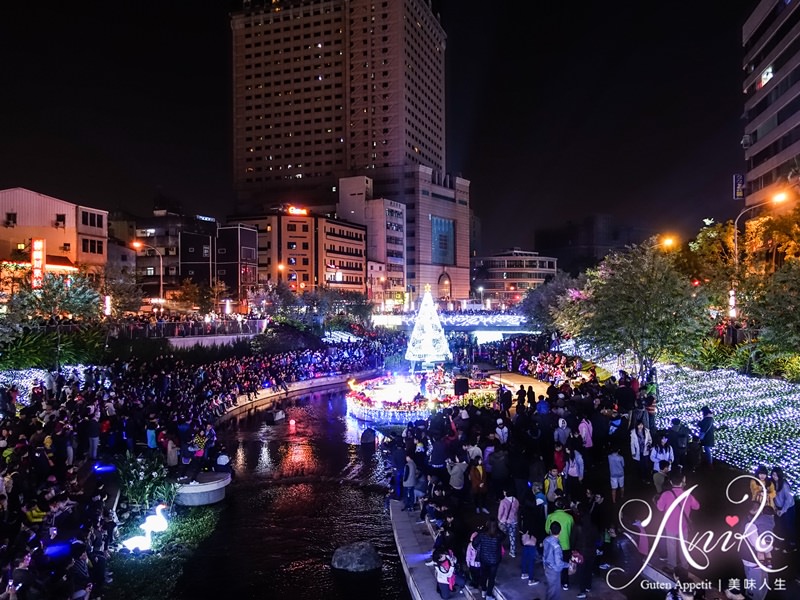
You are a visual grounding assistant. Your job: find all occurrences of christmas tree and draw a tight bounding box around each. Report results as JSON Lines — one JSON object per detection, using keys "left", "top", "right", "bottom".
{"left": 405, "top": 285, "right": 452, "bottom": 364}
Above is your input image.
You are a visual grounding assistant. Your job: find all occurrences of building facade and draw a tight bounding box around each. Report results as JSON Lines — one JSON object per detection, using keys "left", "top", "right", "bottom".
{"left": 133, "top": 210, "right": 217, "bottom": 301}
{"left": 230, "top": 206, "right": 367, "bottom": 294}
{"left": 215, "top": 224, "right": 259, "bottom": 309}
{"left": 0, "top": 187, "right": 108, "bottom": 276}
{"left": 470, "top": 249, "right": 558, "bottom": 306}
{"left": 229, "top": 0, "right": 470, "bottom": 303}
{"left": 742, "top": 1, "right": 800, "bottom": 207}
{"left": 337, "top": 176, "right": 406, "bottom": 305}
{"left": 230, "top": 0, "right": 446, "bottom": 205}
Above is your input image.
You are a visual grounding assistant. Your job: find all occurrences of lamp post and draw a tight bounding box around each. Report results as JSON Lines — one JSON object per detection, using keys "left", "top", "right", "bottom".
{"left": 278, "top": 264, "right": 298, "bottom": 290}
{"left": 477, "top": 286, "right": 484, "bottom": 306}
{"left": 730, "top": 192, "right": 788, "bottom": 318}
{"left": 132, "top": 241, "right": 164, "bottom": 301}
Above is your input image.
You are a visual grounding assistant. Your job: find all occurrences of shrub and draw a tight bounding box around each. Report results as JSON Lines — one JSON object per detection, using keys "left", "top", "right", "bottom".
{"left": 115, "top": 451, "right": 177, "bottom": 514}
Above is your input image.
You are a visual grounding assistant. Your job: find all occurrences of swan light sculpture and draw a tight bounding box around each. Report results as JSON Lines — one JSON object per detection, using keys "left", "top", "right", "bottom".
{"left": 121, "top": 504, "right": 170, "bottom": 552}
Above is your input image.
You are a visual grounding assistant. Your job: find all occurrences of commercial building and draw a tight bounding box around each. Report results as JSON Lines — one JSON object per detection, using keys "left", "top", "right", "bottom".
{"left": 229, "top": 0, "right": 470, "bottom": 303}
{"left": 742, "top": 1, "right": 800, "bottom": 206}
{"left": 129, "top": 208, "right": 218, "bottom": 302}
{"left": 470, "top": 248, "right": 558, "bottom": 306}
{"left": 230, "top": 205, "right": 367, "bottom": 294}
{"left": 0, "top": 187, "right": 108, "bottom": 277}
{"left": 337, "top": 176, "right": 406, "bottom": 306}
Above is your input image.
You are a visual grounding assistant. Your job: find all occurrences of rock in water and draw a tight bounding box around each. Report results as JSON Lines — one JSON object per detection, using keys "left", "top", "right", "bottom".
{"left": 331, "top": 541, "right": 382, "bottom": 572}
{"left": 360, "top": 428, "right": 377, "bottom": 445}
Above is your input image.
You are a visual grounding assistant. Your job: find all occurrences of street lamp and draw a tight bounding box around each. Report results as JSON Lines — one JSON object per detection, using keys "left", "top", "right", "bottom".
{"left": 647, "top": 235, "right": 676, "bottom": 250}
{"left": 278, "top": 264, "right": 299, "bottom": 290}
{"left": 132, "top": 241, "right": 164, "bottom": 301}
{"left": 730, "top": 192, "right": 789, "bottom": 318}
{"left": 477, "top": 286, "right": 484, "bottom": 305}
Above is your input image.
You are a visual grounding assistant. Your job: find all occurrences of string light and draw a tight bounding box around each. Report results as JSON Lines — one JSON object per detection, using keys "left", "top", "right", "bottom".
{"left": 346, "top": 374, "right": 496, "bottom": 424}
{"left": 593, "top": 359, "right": 800, "bottom": 489}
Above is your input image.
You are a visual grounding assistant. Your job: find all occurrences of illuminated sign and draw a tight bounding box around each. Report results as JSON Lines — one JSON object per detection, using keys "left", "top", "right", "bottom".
{"left": 288, "top": 206, "right": 308, "bottom": 215}
{"left": 31, "top": 239, "right": 45, "bottom": 289}
{"left": 196, "top": 215, "right": 216, "bottom": 222}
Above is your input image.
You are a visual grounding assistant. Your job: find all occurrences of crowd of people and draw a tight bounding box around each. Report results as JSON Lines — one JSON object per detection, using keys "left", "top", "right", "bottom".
{"left": 385, "top": 336, "right": 798, "bottom": 600}
{"left": 0, "top": 333, "right": 406, "bottom": 600}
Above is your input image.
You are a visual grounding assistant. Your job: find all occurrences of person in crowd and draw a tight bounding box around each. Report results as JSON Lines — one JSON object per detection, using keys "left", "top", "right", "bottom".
{"left": 472, "top": 517, "right": 505, "bottom": 600}
{"left": 487, "top": 443, "right": 510, "bottom": 501}
{"left": 544, "top": 466, "right": 564, "bottom": 511}
{"left": 520, "top": 527, "right": 540, "bottom": 586}
{"left": 738, "top": 502, "right": 771, "bottom": 600}
{"left": 497, "top": 488, "right": 520, "bottom": 558}
{"left": 545, "top": 498, "right": 574, "bottom": 591}
{"left": 465, "top": 530, "right": 482, "bottom": 592}
{"left": 543, "top": 521, "right": 572, "bottom": 600}
{"left": 469, "top": 456, "right": 489, "bottom": 515}
{"left": 667, "top": 417, "right": 691, "bottom": 471}
{"left": 649, "top": 435, "right": 674, "bottom": 473}
{"left": 630, "top": 420, "right": 653, "bottom": 483}
{"left": 402, "top": 453, "right": 418, "bottom": 511}
{"left": 697, "top": 406, "right": 717, "bottom": 467}
{"left": 771, "top": 466, "right": 796, "bottom": 550}
{"left": 554, "top": 418, "right": 570, "bottom": 448}
{"left": 656, "top": 471, "right": 700, "bottom": 574}
{"left": 552, "top": 441, "right": 566, "bottom": 475}
{"left": 653, "top": 460, "right": 671, "bottom": 494}
{"left": 495, "top": 418, "right": 509, "bottom": 445}
{"left": 608, "top": 446, "right": 625, "bottom": 504}
{"left": 749, "top": 465, "right": 775, "bottom": 509}
{"left": 563, "top": 445, "right": 584, "bottom": 499}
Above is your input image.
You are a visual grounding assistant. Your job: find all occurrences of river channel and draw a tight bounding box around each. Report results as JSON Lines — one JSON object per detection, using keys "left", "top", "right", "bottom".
{"left": 173, "top": 390, "right": 412, "bottom": 600}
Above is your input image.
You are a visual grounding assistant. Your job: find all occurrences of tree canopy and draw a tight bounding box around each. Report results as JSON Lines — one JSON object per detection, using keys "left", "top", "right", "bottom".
{"left": 552, "top": 241, "right": 710, "bottom": 378}
{"left": 10, "top": 272, "right": 101, "bottom": 323}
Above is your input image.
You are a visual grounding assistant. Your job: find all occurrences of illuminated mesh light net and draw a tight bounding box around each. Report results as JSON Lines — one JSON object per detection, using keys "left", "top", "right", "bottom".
{"left": 405, "top": 286, "right": 452, "bottom": 364}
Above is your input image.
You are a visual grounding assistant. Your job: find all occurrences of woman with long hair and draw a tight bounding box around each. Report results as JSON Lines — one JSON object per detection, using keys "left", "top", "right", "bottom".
{"left": 771, "top": 466, "right": 796, "bottom": 550}
{"left": 472, "top": 517, "right": 505, "bottom": 599}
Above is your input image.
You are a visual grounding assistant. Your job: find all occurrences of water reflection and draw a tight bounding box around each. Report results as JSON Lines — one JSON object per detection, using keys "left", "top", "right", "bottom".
{"left": 176, "top": 390, "right": 410, "bottom": 600}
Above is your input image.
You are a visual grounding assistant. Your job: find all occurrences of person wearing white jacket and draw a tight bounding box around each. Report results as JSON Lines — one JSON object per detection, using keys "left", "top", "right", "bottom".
{"left": 630, "top": 421, "right": 652, "bottom": 483}
{"left": 649, "top": 435, "right": 675, "bottom": 472}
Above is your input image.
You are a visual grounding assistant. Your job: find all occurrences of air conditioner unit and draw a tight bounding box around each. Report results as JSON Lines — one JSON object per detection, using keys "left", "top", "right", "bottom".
{"left": 53, "top": 220, "right": 65, "bottom": 228}
{"left": 61, "top": 244, "right": 71, "bottom": 252}
{"left": 3, "top": 220, "right": 14, "bottom": 228}
{"left": 741, "top": 134, "right": 752, "bottom": 149}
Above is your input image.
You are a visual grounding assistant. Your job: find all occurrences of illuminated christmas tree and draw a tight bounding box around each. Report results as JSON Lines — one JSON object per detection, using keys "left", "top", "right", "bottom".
{"left": 405, "top": 285, "right": 452, "bottom": 365}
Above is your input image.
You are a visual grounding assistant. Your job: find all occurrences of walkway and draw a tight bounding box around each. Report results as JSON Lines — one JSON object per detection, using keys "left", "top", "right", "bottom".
{"left": 391, "top": 497, "right": 627, "bottom": 600}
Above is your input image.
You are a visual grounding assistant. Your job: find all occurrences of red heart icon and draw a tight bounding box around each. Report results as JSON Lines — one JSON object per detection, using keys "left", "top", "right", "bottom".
{"left": 725, "top": 515, "right": 739, "bottom": 527}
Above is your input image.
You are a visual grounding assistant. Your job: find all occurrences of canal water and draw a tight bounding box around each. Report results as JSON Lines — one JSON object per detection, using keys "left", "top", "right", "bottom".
{"left": 174, "top": 390, "right": 412, "bottom": 600}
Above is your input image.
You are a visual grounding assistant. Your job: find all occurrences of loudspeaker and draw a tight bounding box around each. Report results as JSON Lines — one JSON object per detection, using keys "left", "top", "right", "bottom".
{"left": 454, "top": 378, "right": 469, "bottom": 396}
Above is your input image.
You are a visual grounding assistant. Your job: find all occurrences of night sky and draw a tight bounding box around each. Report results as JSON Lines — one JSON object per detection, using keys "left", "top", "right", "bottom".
{"left": 1, "top": 1, "right": 756, "bottom": 252}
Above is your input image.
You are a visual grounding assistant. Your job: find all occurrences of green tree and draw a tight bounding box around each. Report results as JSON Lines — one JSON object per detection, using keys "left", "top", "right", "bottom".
{"left": 674, "top": 219, "right": 735, "bottom": 310}
{"left": 9, "top": 272, "right": 102, "bottom": 370}
{"left": 519, "top": 270, "right": 586, "bottom": 332}
{"left": 749, "top": 261, "right": 800, "bottom": 353}
{"left": 172, "top": 278, "right": 203, "bottom": 312}
{"left": 554, "top": 240, "right": 710, "bottom": 379}
{"left": 10, "top": 272, "right": 101, "bottom": 322}
{"left": 99, "top": 265, "right": 145, "bottom": 317}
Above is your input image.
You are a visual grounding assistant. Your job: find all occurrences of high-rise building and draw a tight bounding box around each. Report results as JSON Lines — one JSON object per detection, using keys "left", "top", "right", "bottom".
{"left": 230, "top": 0, "right": 470, "bottom": 302}
{"left": 231, "top": 0, "right": 446, "bottom": 205}
{"left": 742, "top": 1, "right": 800, "bottom": 207}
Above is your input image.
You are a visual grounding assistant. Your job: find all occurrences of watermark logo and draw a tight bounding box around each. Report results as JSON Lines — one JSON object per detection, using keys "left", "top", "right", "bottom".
{"left": 607, "top": 475, "right": 785, "bottom": 590}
